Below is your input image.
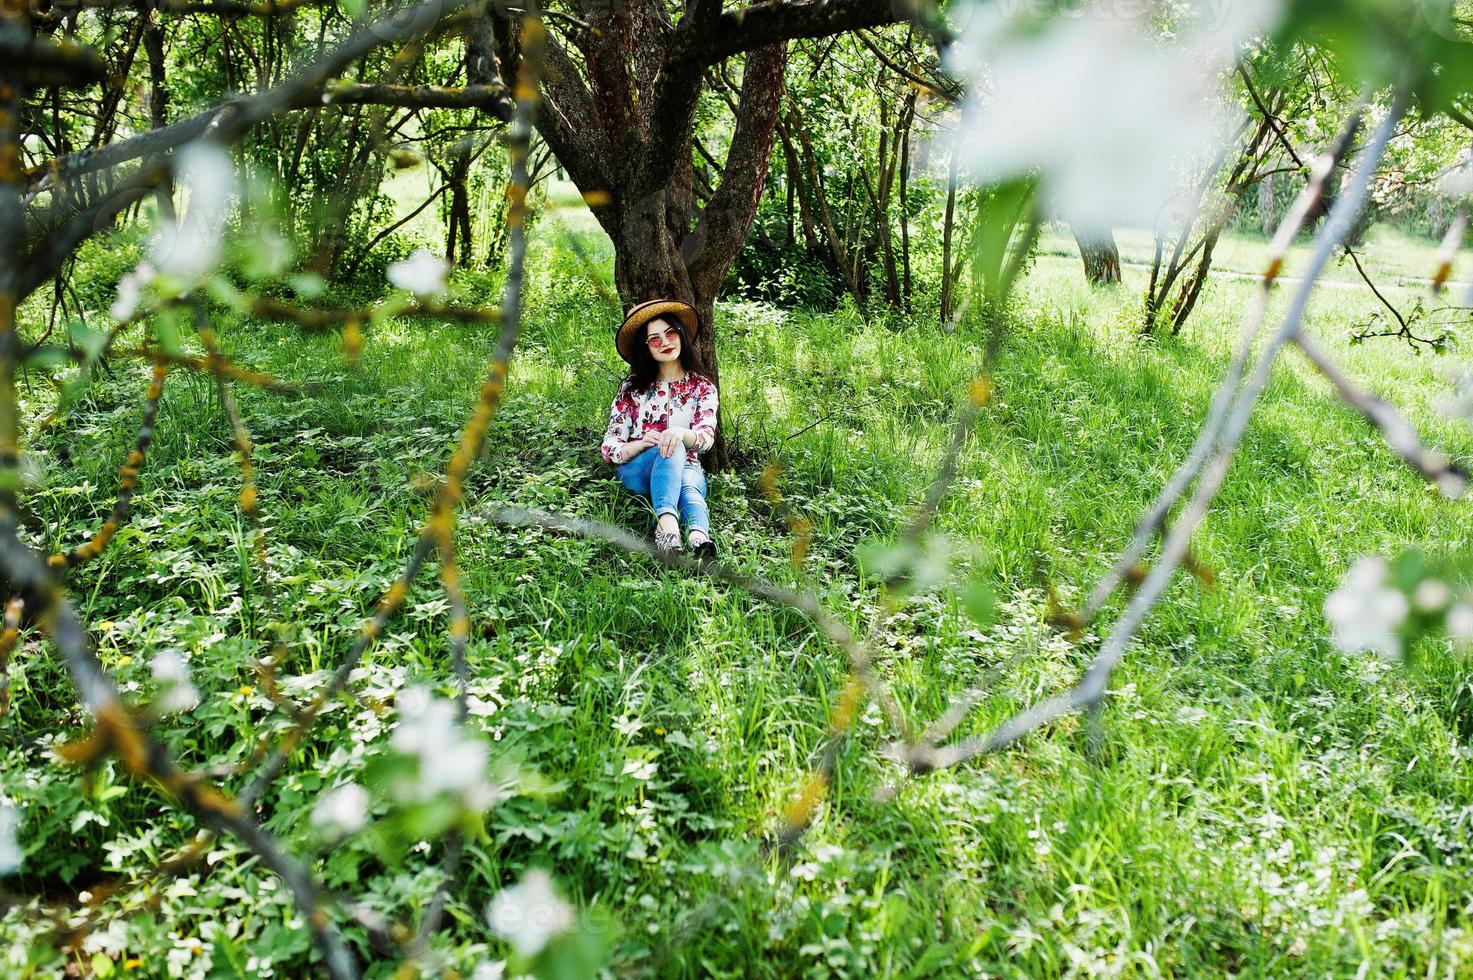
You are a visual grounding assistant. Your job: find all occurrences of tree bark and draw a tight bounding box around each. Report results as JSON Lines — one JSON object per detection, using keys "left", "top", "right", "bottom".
{"left": 1070, "top": 224, "right": 1122, "bottom": 286}
{"left": 479, "top": 0, "right": 902, "bottom": 468}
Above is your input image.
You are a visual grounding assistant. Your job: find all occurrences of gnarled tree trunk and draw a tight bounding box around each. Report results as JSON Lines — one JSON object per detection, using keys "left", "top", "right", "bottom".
{"left": 479, "top": 0, "right": 902, "bottom": 468}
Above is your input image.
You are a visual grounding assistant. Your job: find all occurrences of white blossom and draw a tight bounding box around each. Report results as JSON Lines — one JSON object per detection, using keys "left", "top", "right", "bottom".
{"left": 1414, "top": 579, "right": 1451, "bottom": 611}
{"left": 485, "top": 869, "right": 574, "bottom": 957}
{"left": 470, "top": 963, "right": 506, "bottom": 980}
{"left": 1442, "top": 149, "right": 1473, "bottom": 196}
{"left": 387, "top": 249, "right": 450, "bottom": 299}
{"left": 150, "top": 650, "right": 200, "bottom": 713}
{"left": 391, "top": 686, "right": 498, "bottom": 809}
{"left": 1438, "top": 369, "right": 1473, "bottom": 423}
{"left": 0, "top": 803, "right": 21, "bottom": 875}
{"left": 943, "top": 0, "right": 1282, "bottom": 231}
{"left": 151, "top": 143, "right": 236, "bottom": 283}
{"left": 110, "top": 262, "right": 156, "bottom": 321}
{"left": 1324, "top": 557, "right": 1409, "bottom": 658}
{"left": 1448, "top": 604, "right": 1473, "bottom": 641}
{"left": 311, "top": 783, "right": 369, "bottom": 836}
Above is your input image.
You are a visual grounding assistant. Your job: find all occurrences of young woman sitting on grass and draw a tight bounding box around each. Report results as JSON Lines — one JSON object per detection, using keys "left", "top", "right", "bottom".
{"left": 601, "top": 299, "right": 719, "bottom": 559}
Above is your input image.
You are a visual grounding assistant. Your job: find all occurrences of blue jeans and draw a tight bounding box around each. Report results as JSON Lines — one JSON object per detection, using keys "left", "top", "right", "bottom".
{"left": 615, "top": 443, "right": 710, "bottom": 537}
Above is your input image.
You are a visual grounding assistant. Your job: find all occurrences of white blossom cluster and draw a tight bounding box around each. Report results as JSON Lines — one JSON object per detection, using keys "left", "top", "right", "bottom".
{"left": 111, "top": 143, "right": 239, "bottom": 321}
{"left": 387, "top": 248, "right": 450, "bottom": 300}
{"left": 311, "top": 782, "right": 370, "bottom": 836}
{"left": 390, "top": 686, "right": 498, "bottom": 809}
{"left": 943, "top": 0, "right": 1282, "bottom": 231}
{"left": 1324, "top": 557, "right": 1473, "bottom": 659}
{"left": 485, "top": 869, "right": 574, "bottom": 957}
{"left": 150, "top": 650, "right": 201, "bottom": 713}
{"left": 0, "top": 803, "right": 21, "bottom": 875}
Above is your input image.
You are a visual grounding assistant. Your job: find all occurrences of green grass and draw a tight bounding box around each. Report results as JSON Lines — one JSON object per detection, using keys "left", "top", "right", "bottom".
{"left": 4, "top": 215, "right": 1473, "bottom": 978}
{"left": 1036, "top": 221, "right": 1470, "bottom": 289}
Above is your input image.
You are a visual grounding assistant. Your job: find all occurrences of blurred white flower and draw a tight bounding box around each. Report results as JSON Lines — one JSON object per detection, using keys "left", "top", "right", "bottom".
{"left": 1448, "top": 604, "right": 1473, "bottom": 641}
{"left": 485, "top": 869, "right": 574, "bottom": 957}
{"left": 1439, "top": 369, "right": 1473, "bottom": 422}
{"left": 1414, "top": 579, "right": 1452, "bottom": 611}
{"left": 152, "top": 143, "right": 236, "bottom": 283}
{"left": 944, "top": 0, "right": 1282, "bottom": 231}
{"left": 110, "top": 262, "right": 156, "bottom": 321}
{"left": 391, "top": 686, "right": 498, "bottom": 809}
{"left": 150, "top": 650, "right": 200, "bottom": 713}
{"left": 312, "top": 783, "right": 369, "bottom": 836}
{"left": 470, "top": 962, "right": 506, "bottom": 980}
{"left": 1443, "top": 148, "right": 1473, "bottom": 196}
{"left": 1324, "top": 557, "right": 1409, "bottom": 657}
{"left": 0, "top": 804, "right": 21, "bottom": 875}
{"left": 387, "top": 249, "right": 450, "bottom": 299}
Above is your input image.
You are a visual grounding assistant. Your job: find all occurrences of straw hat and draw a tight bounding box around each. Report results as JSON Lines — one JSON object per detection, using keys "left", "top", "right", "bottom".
{"left": 615, "top": 299, "right": 701, "bottom": 364}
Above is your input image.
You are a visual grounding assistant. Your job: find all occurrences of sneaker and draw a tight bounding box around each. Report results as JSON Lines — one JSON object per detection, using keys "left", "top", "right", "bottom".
{"left": 690, "top": 538, "right": 717, "bottom": 562}
{"left": 654, "top": 529, "right": 682, "bottom": 554}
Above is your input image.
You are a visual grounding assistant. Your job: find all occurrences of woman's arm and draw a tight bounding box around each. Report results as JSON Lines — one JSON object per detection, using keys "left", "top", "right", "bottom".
{"left": 601, "top": 387, "right": 636, "bottom": 465}
{"left": 688, "top": 378, "right": 719, "bottom": 452}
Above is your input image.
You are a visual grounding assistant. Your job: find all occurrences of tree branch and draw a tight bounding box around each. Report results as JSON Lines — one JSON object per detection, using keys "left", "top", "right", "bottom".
{"left": 670, "top": 0, "right": 906, "bottom": 66}
{"left": 686, "top": 42, "right": 787, "bottom": 294}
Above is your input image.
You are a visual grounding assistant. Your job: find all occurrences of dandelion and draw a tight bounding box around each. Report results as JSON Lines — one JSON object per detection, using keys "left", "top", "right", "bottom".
{"left": 387, "top": 249, "right": 450, "bottom": 300}
{"left": 150, "top": 650, "right": 200, "bottom": 713}
{"left": 311, "top": 783, "right": 369, "bottom": 836}
{"left": 0, "top": 803, "right": 21, "bottom": 874}
{"left": 1324, "top": 557, "right": 1409, "bottom": 657}
{"left": 485, "top": 869, "right": 574, "bottom": 957}
{"left": 390, "top": 687, "right": 497, "bottom": 809}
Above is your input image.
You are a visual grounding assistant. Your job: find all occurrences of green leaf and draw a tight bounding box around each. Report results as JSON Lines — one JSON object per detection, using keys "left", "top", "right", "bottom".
{"left": 961, "top": 581, "right": 996, "bottom": 628}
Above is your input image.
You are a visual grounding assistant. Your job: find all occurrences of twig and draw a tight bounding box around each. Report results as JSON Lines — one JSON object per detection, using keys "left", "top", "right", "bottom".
{"left": 909, "top": 90, "right": 1410, "bottom": 774}
{"left": 50, "top": 360, "right": 167, "bottom": 569}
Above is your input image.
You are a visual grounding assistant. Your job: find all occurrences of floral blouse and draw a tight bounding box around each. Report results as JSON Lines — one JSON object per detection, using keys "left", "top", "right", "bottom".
{"left": 601, "top": 373, "right": 719, "bottom": 467}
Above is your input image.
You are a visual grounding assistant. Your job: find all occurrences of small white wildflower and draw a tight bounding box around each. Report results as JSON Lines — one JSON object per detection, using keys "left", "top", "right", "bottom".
{"left": 1414, "top": 579, "right": 1452, "bottom": 611}
{"left": 110, "top": 263, "right": 156, "bottom": 321}
{"left": 470, "top": 962, "right": 506, "bottom": 980}
{"left": 152, "top": 143, "right": 236, "bottom": 282}
{"left": 1324, "top": 557, "right": 1409, "bottom": 658}
{"left": 311, "top": 783, "right": 369, "bottom": 836}
{"left": 387, "top": 249, "right": 450, "bottom": 299}
{"left": 466, "top": 695, "right": 499, "bottom": 717}
{"left": 391, "top": 687, "right": 498, "bottom": 809}
{"left": 485, "top": 869, "right": 574, "bottom": 957}
{"left": 150, "top": 650, "right": 200, "bottom": 713}
{"left": 0, "top": 804, "right": 21, "bottom": 875}
{"left": 1448, "top": 604, "right": 1473, "bottom": 641}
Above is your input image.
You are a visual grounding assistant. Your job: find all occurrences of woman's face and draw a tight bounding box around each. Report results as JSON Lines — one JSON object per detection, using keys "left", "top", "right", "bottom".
{"left": 645, "top": 318, "right": 682, "bottom": 364}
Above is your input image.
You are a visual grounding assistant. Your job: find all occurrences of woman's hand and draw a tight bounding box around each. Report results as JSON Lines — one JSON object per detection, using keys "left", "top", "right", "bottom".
{"left": 658, "top": 427, "right": 691, "bottom": 458}
{"left": 616, "top": 434, "right": 658, "bottom": 464}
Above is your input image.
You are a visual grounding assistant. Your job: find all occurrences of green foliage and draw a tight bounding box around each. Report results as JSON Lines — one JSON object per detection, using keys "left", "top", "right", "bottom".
{"left": 8, "top": 220, "right": 1473, "bottom": 974}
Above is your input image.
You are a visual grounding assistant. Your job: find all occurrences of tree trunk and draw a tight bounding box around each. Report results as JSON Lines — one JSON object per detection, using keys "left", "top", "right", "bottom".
{"left": 1071, "top": 224, "right": 1122, "bottom": 285}
{"left": 479, "top": 1, "right": 904, "bottom": 467}
{"left": 940, "top": 148, "right": 959, "bottom": 323}
{"left": 1257, "top": 171, "right": 1276, "bottom": 236}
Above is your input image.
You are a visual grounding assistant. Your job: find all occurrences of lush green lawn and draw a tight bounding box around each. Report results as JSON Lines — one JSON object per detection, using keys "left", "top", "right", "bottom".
{"left": 5, "top": 212, "right": 1473, "bottom": 977}
{"left": 1036, "top": 222, "right": 1470, "bottom": 289}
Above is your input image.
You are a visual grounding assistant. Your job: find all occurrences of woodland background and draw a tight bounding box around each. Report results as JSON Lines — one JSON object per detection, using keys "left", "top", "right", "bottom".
{"left": 3, "top": 0, "right": 1473, "bottom": 977}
